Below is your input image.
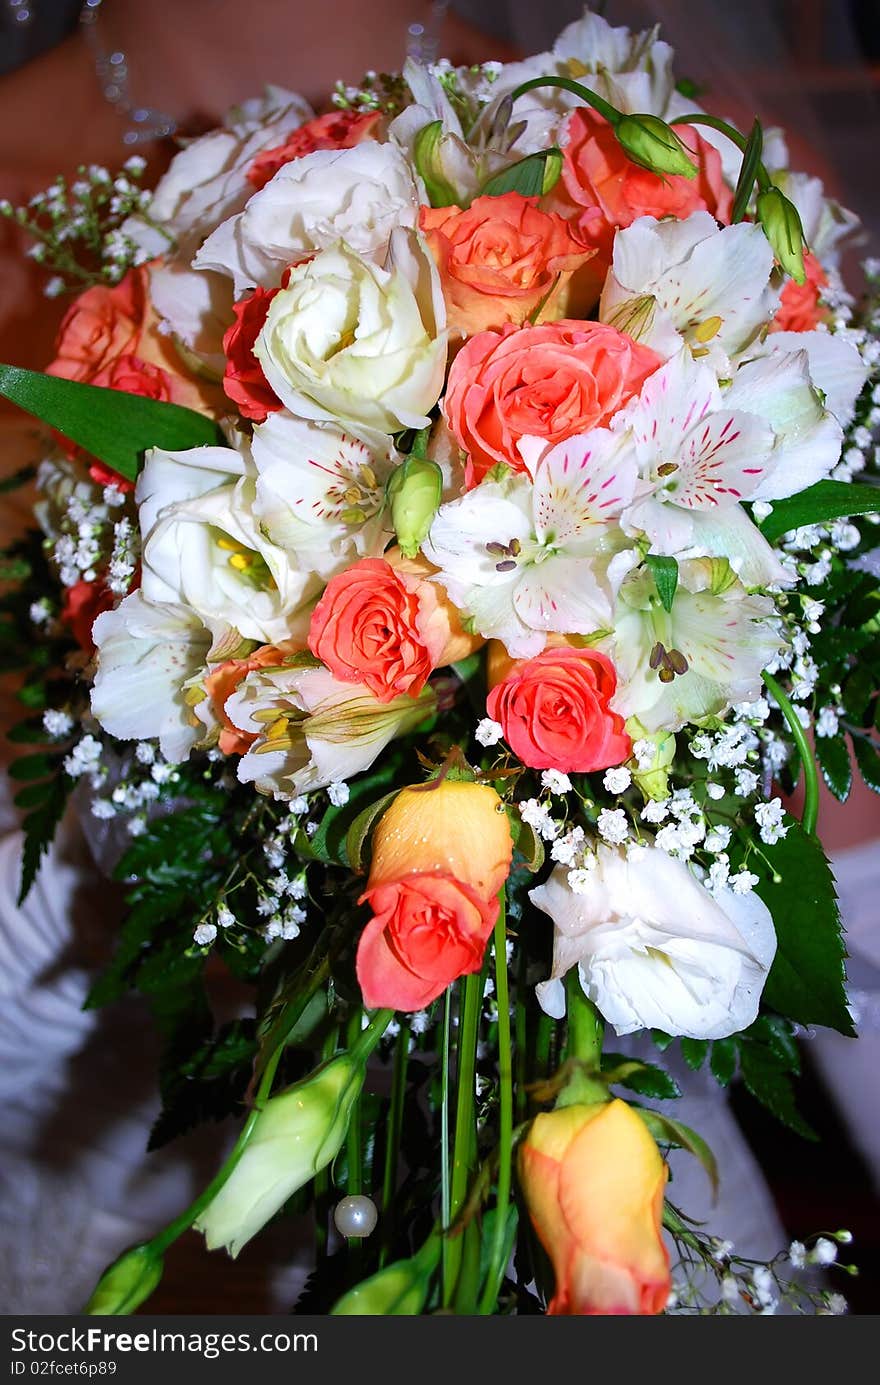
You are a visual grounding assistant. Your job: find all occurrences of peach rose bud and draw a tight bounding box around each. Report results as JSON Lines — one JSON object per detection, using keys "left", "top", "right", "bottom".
{"left": 519, "top": 1099, "right": 671, "bottom": 1315}
{"left": 356, "top": 780, "right": 513, "bottom": 1011}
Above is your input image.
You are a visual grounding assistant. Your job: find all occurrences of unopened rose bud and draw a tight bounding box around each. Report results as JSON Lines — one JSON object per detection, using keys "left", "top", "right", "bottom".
{"left": 616, "top": 115, "right": 698, "bottom": 179}
{"left": 387, "top": 455, "right": 443, "bottom": 559}
{"left": 757, "top": 185, "right": 807, "bottom": 284}
{"left": 195, "top": 1054, "right": 364, "bottom": 1257}
{"left": 84, "top": 1243, "right": 163, "bottom": 1316}
{"left": 331, "top": 1231, "right": 441, "bottom": 1314}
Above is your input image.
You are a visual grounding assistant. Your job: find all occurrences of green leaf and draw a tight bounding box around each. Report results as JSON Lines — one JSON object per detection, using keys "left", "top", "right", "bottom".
{"left": 19, "top": 773, "right": 72, "bottom": 904}
{"left": 731, "top": 118, "right": 763, "bottom": 224}
{"left": 8, "top": 718, "right": 50, "bottom": 744}
{"left": 738, "top": 1043, "right": 817, "bottom": 1139}
{"left": 0, "top": 364, "right": 222, "bottom": 484}
{"left": 481, "top": 149, "right": 562, "bottom": 198}
{"left": 644, "top": 553, "right": 678, "bottom": 612}
{"left": 815, "top": 732, "right": 852, "bottom": 802}
{"left": 8, "top": 751, "right": 56, "bottom": 781}
{"left": 637, "top": 1109, "right": 718, "bottom": 1195}
{"left": 852, "top": 735, "right": 880, "bottom": 794}
{"left": 756, "top": 817, "right": 854, "bottom": 1036}
{"left": 308, "top": 761, "right": 404, "bottom": 867}
{"left": 509, "top": 811, "right": 544, "bottom": 873}
{"left": 680, "top": 1037, "right": 708, "bottom": 1071}
{"left": 745, "top": 1014, "right": 801, "bottom": 1073}
{"left": 709, "top": 1037, "right": 737, "bottom": 1087}
{"left": 757, "top": 480, "right": 880, "bottom": 543}
{"left": 345, "top": 789, "right": 401, "bottom": 874}
{"left": 602, "top": 1054, "right": 681, "bottom": 1100}
{"left": 13, "top": 780, "right": 55, "bottom": 810}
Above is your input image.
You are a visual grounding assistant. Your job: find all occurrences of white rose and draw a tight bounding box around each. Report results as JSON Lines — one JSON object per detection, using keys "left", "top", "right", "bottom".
{"left": 194, "top": 140, "right": 421, "bottom": 296}
{"left": 91, "top": 591, "right": 211, "bottom": 762}
{"left": 227, "top": 660, "right": 437, "bottom": 800}
{"left": 122, "top": 86, "right": 313, "bottom": 259}
{"left": 137, "top": 445, "right": 320, "bottom": 645}
{"left": 251, "top": 410, "right": 396, "bottom": 579}
{"left": 531, "top": 845, "right": 776, "bottom": 1039}
{"left": 254, "top": 229, "right": 447, "bottom": 436}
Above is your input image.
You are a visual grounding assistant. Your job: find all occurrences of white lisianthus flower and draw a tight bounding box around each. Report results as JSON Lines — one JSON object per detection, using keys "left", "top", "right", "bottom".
{"left": 91, "top": 591, "right": 212, "bottom": 762}
{"left": 226, "top": 659, "right": 437, "bottom": 799}
{"left": 194, "top": 141, "right": 421, "bottom": 296}
{"left": 423, "top": 429, "right": 637, "bottom": 657}
{"left": 149, "top": 260, "right": 235, "bottom": 376}
{"left": 251, "top": 411, "right": 396, "bottom": 579}
{"left": 530, "top": 845, "right": 776, "bottom": 1038}
{"left": 137, "top": 445, "right": 321, "bottom": 646}
{"left": 600, "top": 213, "right": 778, "bottom": 368}
{"left": 605, "top": 557, "right": 785, "bottom": 733}
{"left": 254, "top": 229, "right": 447, "bottom": 437}
{"left": 121, "top": 86, "right": 313, "bottom": 259}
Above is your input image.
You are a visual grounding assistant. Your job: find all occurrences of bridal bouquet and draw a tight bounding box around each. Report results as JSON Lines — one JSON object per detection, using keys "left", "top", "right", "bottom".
{"left": 2, "top": 6, "right": 877, "bottom": 1316}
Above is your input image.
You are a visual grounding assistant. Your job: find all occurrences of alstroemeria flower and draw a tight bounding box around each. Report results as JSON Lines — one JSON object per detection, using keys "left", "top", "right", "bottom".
{"left": 423, "top": 429, "right": 638, "bottom": 658}
{"left": 225, "top": 659, "right": 436, "bottom": 799}
{"left": 531, "top": 844, "right": 776, "bottom": 1038}
{"left": 137, "top": 445, "right": 321, "bottom": 646}
{"left": 604, "top": 557, "right": 785, "bottom": 733}
{"left": 91, "top": 591, "right": 212, "bottom": 762}
{"left": 251, "top": 410, "right": 396, "bottom": 580}
{"left": 600, "top": 212, "right": 777, "bottom": 369}
{"left": 613, "top": 348, "right": 776, "bottom": 556}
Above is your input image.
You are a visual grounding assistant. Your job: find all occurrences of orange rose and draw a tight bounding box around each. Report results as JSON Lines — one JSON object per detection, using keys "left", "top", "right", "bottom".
{"left": 356, "top": 781, "right": 513, "bottom": 1010}
{"left": 486, "top": 645, "right": 630, "bottom": 773}
{"left": 443, "top": 319, "right": 660, "bottom": 487}
{"left": 246, "top": 110, "right": 382, "bottom": 192}
{"left": 385, "top": 547, "right": 484, "bottom": 668}
{"left": 308, "top": 557, "right": 446, "bottom": 703}
{"left": 204, "top": 643, "right": 292, "bottom": 755}
{"left": 419, "top": 193, "right": 595, "bottom": 337}
{"left": 771, "top": 250, "right": 830, "bottom": 333}
{"left": 558, "top": 108, "right": 732, "bottom": 286}
{"left": 519, "top": 1100, "right": 670, "bottom": 1315}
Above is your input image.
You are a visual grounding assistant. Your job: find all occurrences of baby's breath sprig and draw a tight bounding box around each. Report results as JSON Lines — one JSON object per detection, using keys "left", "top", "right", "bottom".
{"left": 332, "top": 69, "right": 411, "bottom": 117}
{"left": 0, "top": 157, "right": 156, "bottom": 297}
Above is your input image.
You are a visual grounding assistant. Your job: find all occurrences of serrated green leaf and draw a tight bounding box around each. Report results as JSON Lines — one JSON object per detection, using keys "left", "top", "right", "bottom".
{"left": 709, "top": 1036, "right": 737, "bottom": 1087}
{"left": 680, "top": 1037, "right": 708, "bottom": 1070}
{"left": 815, "top": 732, "right": 852, "bottom": 802}
{"left": 481, "top": 148, "right": 562, "bottom": 198}
{"left": 13, "top": 780, "right": 55, "bottom": 810}
{"left": 757, "top": 480, "right": 880, "bottom": 543}
{"left": 602, "top": 1053, "right": 681, "bottom": 1099}
{"left": 756, "top": 817, "right": 854, "bottom": 1036}
{"left": 637, "top": 1109, "right": 718, "bottom": 1194}
{"left": 509, "top": 812, "right": 544, "bottom": 873}
{"left": 843, "top": 664, "right": 876, "bottom": 726}
{"left": 19, "top": 773, "right": 72, "bottom": 903}
{"left": 7, "top": 718, "right": 50, "bottom": 744}
{"left": 743, "top": 1014, "right": 801, "bottom": 1073}
{"left": 8, "top": 751, "right": 56, "bottom": 781}
{"left": 852, "top": 735, "right": 880, "bottom": 794}
{"left": 651, "top": 1029, "right": 674, "bottom": 1052}
{"left": 738, "top": 1043, "right": 817, "bottom": 1139}
{"left": 644, "top": 553, "right": 678, "bottom": 612}
{"left": 18, "top": 682, "right": 48, "bottom": 709}
{"left": 0, "top": 364, "right": 222, "bottom": 484}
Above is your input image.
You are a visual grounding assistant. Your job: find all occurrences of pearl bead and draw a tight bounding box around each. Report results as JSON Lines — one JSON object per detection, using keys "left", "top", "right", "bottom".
{"left": 333, "top": 1194, "right": 378, "bottom": 1239}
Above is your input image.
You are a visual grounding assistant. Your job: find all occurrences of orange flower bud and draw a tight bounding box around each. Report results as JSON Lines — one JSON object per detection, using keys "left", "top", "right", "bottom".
{"left": 519, "top": 1099, "right": 670, "bottom": 1315}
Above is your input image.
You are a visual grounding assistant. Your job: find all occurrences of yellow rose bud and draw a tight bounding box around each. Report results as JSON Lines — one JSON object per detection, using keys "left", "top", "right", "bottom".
{"left": 84, "top": 1243, "right": 163, "bottom": 1316}
{"left": 519, "top": 1099, "right": 670, "bottom": 1315}
{"left": 195, "top": 1054, "right": 363, "bottom": 1258}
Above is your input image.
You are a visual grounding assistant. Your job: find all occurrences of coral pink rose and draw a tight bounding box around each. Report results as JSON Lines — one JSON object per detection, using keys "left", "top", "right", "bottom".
{"left": 558, "top": 108, "right": 732, "bottom": 283}
{"left": 308, "top": 557, "right": 447, "bottom": 703}
{"left": 61, "top": 578, "right": 116, "bottom": 656}
{"left": 205, "top": 643, "right": 292, "bottom": 755}
{"left": 222, "top": 286, "right": 283, "bottom": 422}
{"left": 419, "top": 192, "right": 595, "bottom": 337}
{"left": 357, "top": 781, "right": 513, "bottom": 1010}
{"left": 443, "top": 320, "right": 660, "bottom": 486}
{"left": 487, "top": 646, "right": 630, "bottom": 773}
{"left": 771, "top": 251, "right": 830, "bottom": 333}
{"left": 246, "top": 110, "right": 382, "bottom": 192}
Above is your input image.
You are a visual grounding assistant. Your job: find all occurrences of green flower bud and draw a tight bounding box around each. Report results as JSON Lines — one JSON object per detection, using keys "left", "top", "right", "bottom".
{"left": 195, "top": 1054, "right": 364, "bottom": 1258}
{"left": 330, "top": 1232, "right": 441, "bottom": 1315}
{"left": 412, "top": 121, "right": 459, "bottom": 208}
{"left": 756, "top": 185, "right": 806, "bottom": 284}
{"left": 615, "top": 115, "right": 698, "bottom": 179}
{"left": 84, "top": 1243, "right": 163, "bottom": 1316}
{"left": 387, "top": 455, "right": 443, "bottom": 559}
{"left": 627, "top": 719, "right": 676, "bottom": 802}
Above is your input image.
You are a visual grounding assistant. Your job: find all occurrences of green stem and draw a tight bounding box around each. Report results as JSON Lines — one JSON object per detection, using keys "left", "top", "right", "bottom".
{"left": 478, "top": 894, "right": 513, "bottom": 1315}
{"left": 670, "top": 112, "right": 772, "bottom": 191}
{"left": 762, "top": 669, "right": 819, "bottom": 835}
{"left": 565, "top": 969, "right": 603, "bottom": 1067}
{"left": 509, "top": 74, "right": 621, "bottom": 126}
{"left": 440, "top": 988, "right": 452, "bottom": 1293}
{"left": 514, "top": 942, "right": 528, "bottom": 1124}
{"left": 314, "top": 1023, "right": 340, "bottom": 1265}
{"left": 443, "top": 971, "right": 482, "bottom": 1307}
{"left": 345, "top": 1010, "right": 364, "bottom": 1201}
{"left": 379, "top": 1019, "right": 411, "bottom": 1268}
